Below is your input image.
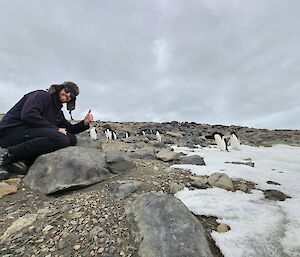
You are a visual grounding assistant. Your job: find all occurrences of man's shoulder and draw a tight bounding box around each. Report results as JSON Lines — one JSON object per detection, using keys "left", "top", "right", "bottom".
{"left": 26, "top": 90, "right": 51, "bottom": 99}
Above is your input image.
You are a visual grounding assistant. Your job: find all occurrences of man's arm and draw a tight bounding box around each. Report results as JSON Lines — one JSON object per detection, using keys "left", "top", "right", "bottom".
{"left": 60, "top": 109, "right": 94, "bottom": 134}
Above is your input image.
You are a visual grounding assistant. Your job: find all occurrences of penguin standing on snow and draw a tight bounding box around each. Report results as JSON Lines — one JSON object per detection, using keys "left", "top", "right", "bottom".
{"left": 230, "top": 132, "right": 241, "bottom": 150}
{"left": 90, "top": 127, "right": 98, "bottom": 141}
{"left": 214, "top": 132, "right": 229, "bottom": 151}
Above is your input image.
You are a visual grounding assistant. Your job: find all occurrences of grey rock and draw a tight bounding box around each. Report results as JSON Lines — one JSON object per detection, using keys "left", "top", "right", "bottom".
{"left": 76, "top": 135, "right": 102, "bottom": 149}
{"left": 127, "top": 150, "right": 156, "bottom": 160}
{"left": 108, "top": 180, "right": 144, "bottom": 200}
{"left": 105, "top": 152, "right": 136, "bottom": 174}
{"left": 225, "top": 161, "right": 255, "bottom": 167}
{"left": 163, "top": 139, "right": 175, "bottom": 145}
{"left": 208, "top": 172, "right": 235, "bottom": 191}
{"left": 24, "top": 146, "right": 110, "bottom": 194}
{"left": 176, "top": 155, "right": 205, "bottom": 165}
{"left": 169, "top": 182, "right": 185, "bottom": 194}
{"left": 152, "top": 142, "right": 166, "bottom": 148}
{"left": 125, "top": 192, "right": 213, "bottom": 257}
{"left": 0, "top": 170, "right": 9, "bottom": 180}
{"left": 266, "top": 181, "right": 281, "bottom": 186}
{"left": 264, "top": 190, "right": 291, "bottom": 201}
{"left": 165, "top": 131, "right": 183, "bottom": 138}
{"left": 190, "top": 181, "right": 210, "bottom": 189}
{"left": 156, "top": 149, "right": 181, "bottom": 162}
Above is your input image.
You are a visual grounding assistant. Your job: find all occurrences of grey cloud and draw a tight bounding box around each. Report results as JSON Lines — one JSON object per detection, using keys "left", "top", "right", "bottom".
{"left": 0, "top": 0, "right": 299, "bottom": 129}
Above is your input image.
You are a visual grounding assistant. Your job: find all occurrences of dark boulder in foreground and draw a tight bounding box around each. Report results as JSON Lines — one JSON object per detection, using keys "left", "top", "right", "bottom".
{"left": 125, "top": 192, "right": 213, "bottom": 257}
{"left": 24, "top": 146, "right": 135, "bottom": 195}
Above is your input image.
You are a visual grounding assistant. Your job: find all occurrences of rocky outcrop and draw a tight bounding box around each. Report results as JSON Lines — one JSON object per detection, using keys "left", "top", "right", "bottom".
{"left": 23, "top": 147, "right": 135, "bottom": 195}
{"left": 125, "top": 192, "right": 213, "bottom": 257}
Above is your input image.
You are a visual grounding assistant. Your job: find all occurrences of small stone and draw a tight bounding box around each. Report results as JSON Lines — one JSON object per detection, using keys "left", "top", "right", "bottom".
{"left": 152, "top": 181, "right": 160, "bottom": 186}
{"left": 169, "top": 183, "right": 185, "bottom": 194}
{"left": 189, "top": 176, "right": 208, "bottom": 184}
{"left": 266, "top": 181, "right": 281, "bottom": 186}
{"left": 74, "top": 244, "right": 81, "bottom": 250}
{"left": 42, "top": 225, "right": 54, "bottom": 233}
{"left": 97, "top": 247, "right": 104, "bottom": 253}
{"left": 217, "top": 224, "right": 229, "bottom": 233}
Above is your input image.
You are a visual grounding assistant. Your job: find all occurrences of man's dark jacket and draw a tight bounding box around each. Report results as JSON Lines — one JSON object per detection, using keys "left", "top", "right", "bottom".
{"left": 0, "top": 90, "right": 88, "bottom": 135}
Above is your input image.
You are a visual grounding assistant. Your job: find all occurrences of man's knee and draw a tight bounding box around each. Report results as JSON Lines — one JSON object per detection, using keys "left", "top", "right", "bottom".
{"left": 68, "top": 134, "right": 77, "bottom": 146}
{"left": 54, "top": 134, "right": 70, "bottom": 148}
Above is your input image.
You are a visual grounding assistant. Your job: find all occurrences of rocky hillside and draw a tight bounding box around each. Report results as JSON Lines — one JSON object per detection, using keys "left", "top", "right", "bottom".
{"left": 0, "top": 120, "right": 299, "bottom": 257}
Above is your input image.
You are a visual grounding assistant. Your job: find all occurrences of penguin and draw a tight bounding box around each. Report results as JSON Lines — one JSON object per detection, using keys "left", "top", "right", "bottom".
{"left": 142, "top": 131, "right": 146, "bottom": 136}
{"left": 125, "top": 131, "right": 129, "bottom": 139}
{"left": 105, "top": 129, "right": 112, "bottom": 141}
{"left": 156, "top": 131, "right": 162, "bottom": 143}
{"left": 214, "top": 133, "right": 229, "bottom": 151}
{"left": 112, "top": 131, "right": 117, "bottom": 140}
{"left": 230, "top": 132, "right": 241, "bottom": 150}
{"left": 90, "top": 127, "right": 98, "bottom": 141}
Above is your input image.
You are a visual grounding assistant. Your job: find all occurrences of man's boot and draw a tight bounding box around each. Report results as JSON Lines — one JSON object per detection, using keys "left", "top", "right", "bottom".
{"left": 0, "top": 148, "right": 12, "bottom": 167}
{"left": 6, "top": 161, "right": 29, "bottom": 175}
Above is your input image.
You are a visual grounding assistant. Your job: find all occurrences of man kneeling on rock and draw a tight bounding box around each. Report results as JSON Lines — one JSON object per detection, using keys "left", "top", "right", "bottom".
{"left": 0, "top": 81, "right": 93, "bottom": 174}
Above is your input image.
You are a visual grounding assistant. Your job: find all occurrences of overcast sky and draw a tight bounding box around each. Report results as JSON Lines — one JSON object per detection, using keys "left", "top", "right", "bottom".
{"left": 0, "top": 0, "right": 299, "bottom": 129}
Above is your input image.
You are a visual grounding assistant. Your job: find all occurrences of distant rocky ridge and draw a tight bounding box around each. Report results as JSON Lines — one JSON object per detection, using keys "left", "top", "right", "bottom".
{"left": 0, "top": 115, "right": 299, "bottom": 257}
{"left": 88, "top": 120, "right": 300, "bottom": 147}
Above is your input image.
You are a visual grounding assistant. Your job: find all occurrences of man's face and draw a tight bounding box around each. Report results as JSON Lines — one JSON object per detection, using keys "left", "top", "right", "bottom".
{"left": 58, "top": 88, "right": 72, "bottom": 103}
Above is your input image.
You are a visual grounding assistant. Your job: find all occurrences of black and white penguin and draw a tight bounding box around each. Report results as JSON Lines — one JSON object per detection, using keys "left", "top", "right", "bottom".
{"left": 90, "top": 127, "right": 98, "bottom": 141}
{"left": 112, "top": 131, "right": 117, "bottom": 140}
{"left": 104, "top": 129, "right": 112, "bottom": 141}
{"left": 156, "top": 131, "right": 162, "bottom": 142}
{"left": 125, "top": 131, "right": 130, "bottom": 139}
{"left": 230, "top": 132, "right": 241, "bottom": 150}
{"left": 214, "top": 132, "right": 229, "bottom": 151}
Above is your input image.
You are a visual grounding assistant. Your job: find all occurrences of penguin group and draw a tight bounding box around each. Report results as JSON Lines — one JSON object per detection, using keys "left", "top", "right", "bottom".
{"left": 89, "top": 127, "right": 163, "bottom": 143}
{"left": 212, "top": 132, "right": 241, "bottom": 151}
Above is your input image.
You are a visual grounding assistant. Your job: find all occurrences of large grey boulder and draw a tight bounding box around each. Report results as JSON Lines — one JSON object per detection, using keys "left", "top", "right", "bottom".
{"left": 125, "top": 192, "right": 213, "bottom": 257}
{"left": 24, "top": 146, "right": 110, "bottom": 194}
{"left": 76, "top": 134, "right": 102, "bottom": 149}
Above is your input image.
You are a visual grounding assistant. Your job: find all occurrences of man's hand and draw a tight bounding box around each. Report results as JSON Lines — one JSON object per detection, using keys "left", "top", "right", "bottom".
{"left": 58, "top": 128, "right": 67, "bottom": 135}
{"left": 84, "top": 109, "right": 94, "bottom": 126}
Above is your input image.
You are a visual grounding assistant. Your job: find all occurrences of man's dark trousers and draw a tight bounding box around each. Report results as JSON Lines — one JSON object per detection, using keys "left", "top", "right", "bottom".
{"left": 0, "top": 125, "right": 77, "bottom": 164}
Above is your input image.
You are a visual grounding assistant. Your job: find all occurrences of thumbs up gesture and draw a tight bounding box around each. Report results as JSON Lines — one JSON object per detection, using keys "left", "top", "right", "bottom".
{"left": 84, "top": 109, "right": 94, "bottom": 125}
